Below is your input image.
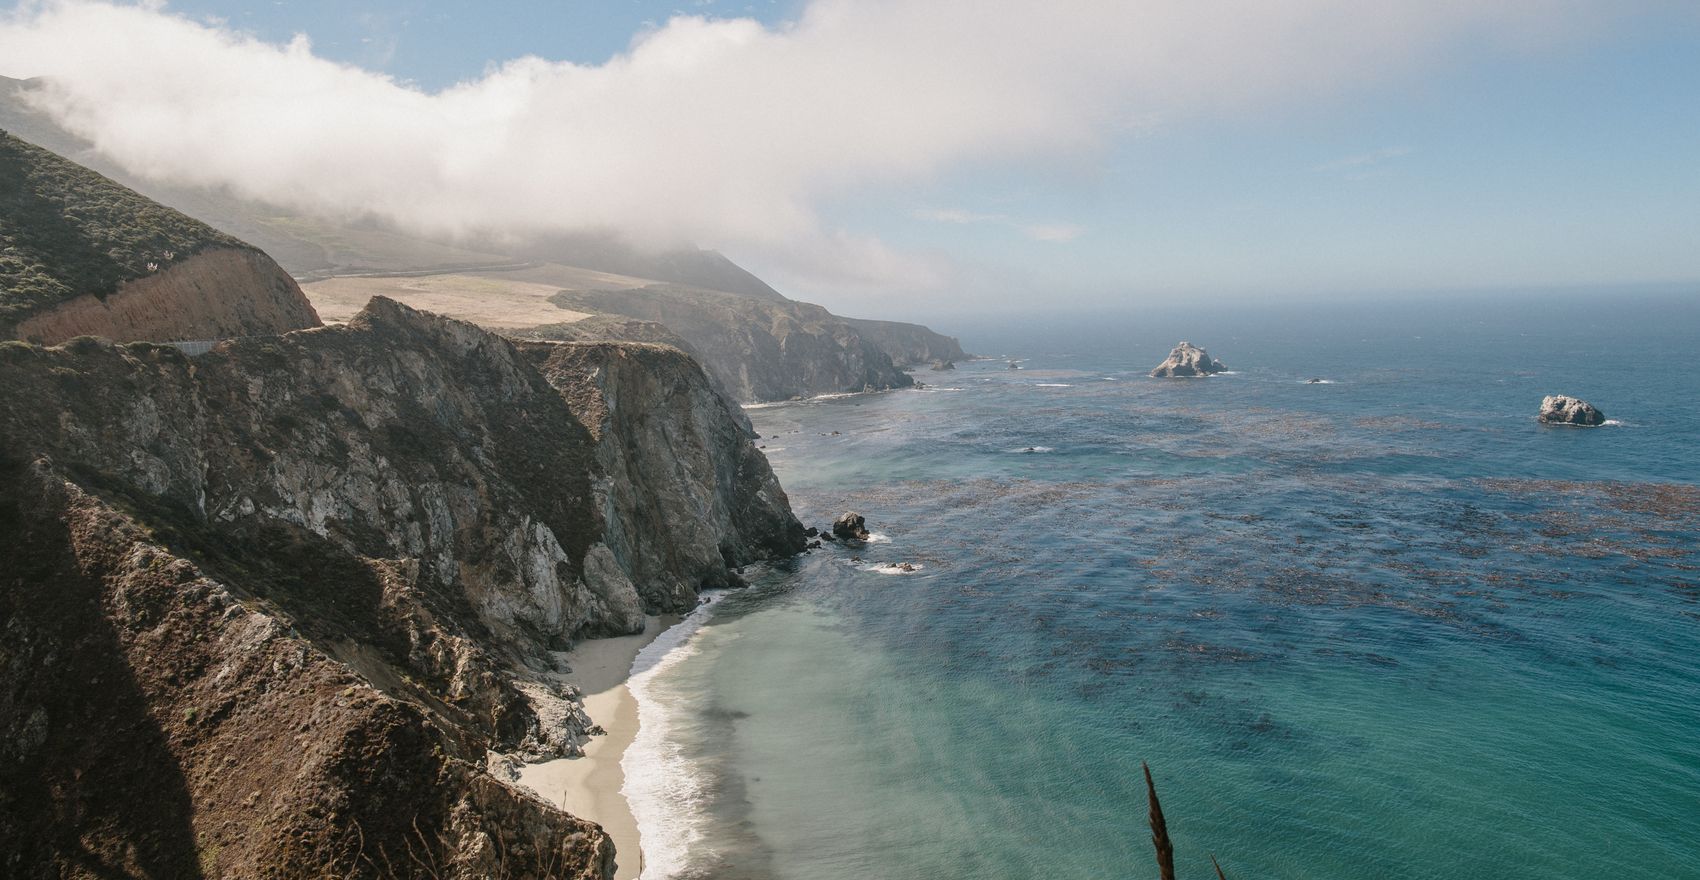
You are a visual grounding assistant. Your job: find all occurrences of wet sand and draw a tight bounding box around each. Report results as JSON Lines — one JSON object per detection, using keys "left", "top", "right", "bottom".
{"left": 519, "top": 615, "right": 678, "bottom": 880}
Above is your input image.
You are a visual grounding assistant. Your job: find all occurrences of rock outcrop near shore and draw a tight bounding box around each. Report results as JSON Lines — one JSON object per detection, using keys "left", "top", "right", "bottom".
{"left": 1150, "top": 341, "right": 1227, "bottom": 378}
{"left": 1, "top": 132, "right": 320, "bottom": 345}
{"left": 0, "top": 297, "right": 804, "bottom": 877}
{"left": 1539, "top": 394, "right": 1606, "bottom": 426}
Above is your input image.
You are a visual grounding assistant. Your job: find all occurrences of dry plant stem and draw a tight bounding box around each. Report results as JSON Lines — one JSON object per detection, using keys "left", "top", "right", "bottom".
{"left": 1143, "top": 761, "right": 1176, "bottom": 880}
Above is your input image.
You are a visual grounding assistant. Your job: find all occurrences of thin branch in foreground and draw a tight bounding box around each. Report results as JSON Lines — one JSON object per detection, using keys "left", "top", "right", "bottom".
{"left": 1143, "top": 761, "right": 1176, "bottom": 880}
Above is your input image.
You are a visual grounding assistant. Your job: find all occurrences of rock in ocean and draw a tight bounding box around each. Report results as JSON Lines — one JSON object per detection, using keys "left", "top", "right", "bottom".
{"left": 832, "top": 511, "right": 871, "bottom": 541}
{"left": 1538, "top": 394, "right": 1606, "bottom": 426}
{"left": 1150, "top": 341, "right": 1227, "bottom": 378}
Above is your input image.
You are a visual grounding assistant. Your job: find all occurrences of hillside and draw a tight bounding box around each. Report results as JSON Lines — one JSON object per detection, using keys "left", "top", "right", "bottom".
{"left": 1, "top": 76, "right": 514, "bottom": 279}
{"left": 3, "top": 77, "right": 968, "bottom": 400}
{"left": 0, "top": 131, "right": 320, "bottom": 343}
{"left": 1, "top": 77, "right": 793, "bottom": 294}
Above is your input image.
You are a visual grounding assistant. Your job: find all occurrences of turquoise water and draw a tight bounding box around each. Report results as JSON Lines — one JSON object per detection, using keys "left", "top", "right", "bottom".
{"left": 627, "top": 292, "right": 1700, "bottom": 879}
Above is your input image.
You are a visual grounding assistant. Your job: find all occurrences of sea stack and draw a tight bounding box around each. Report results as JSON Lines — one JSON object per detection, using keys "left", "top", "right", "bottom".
{"left": 832, "top": 511, "right": 871, "bottom": 541}
{"left": 1150, "top": 341, "right": 1227, "bottom": 378}
{"left": 1538, "top": 395, "right": 1607, "bottom": 426}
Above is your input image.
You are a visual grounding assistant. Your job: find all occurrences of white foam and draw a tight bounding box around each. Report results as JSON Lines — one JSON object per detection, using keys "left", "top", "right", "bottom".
{"left": 862, "top": 562, "right": 925, "bottom": 575}
{"left": 1035, "top": 383, "right": 1073, "bottom": 387}
{"left": 1303, "top": 379, "right": 1337, "bottom": 385}
{"left": 740, "top": 389, "right": 883, "bottom": 410}
{"left": 1012, "top": 446, "right": 1054, "bottom": 454}
{"left": 863, "top": 532, "right": 893, "bottom": 544}
{"left": 623, "top": 594, "right": 725, "bottom": 879}
{"left": 915, "top": 386, "right": 965, "bottom": 393}
{"left": 1602, "top": 419, "right": 1624, "bottom": 427}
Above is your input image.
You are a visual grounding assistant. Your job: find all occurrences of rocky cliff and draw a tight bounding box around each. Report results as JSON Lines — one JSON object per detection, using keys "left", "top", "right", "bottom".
{"left": 520, "top": 341, "right": 801, "bottom": 609}
{"left": 1, "top": 130, "right": 320, "bottom": 344}
{"left": 843, "top": 316, "right": 970, "bottom": 368}
{"left": 0, "top": 297, "right": 804, "bottom": 877}
{"left": 0, "top": 459, "right": 615, "bottom": 879}
{"left": 550, "top": 284, "right": 914, "bottom": 402}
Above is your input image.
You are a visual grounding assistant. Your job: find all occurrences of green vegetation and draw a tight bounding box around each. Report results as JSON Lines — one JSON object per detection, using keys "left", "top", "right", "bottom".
{"left": 0, "top": 130, "right": 246, "bottom": 325}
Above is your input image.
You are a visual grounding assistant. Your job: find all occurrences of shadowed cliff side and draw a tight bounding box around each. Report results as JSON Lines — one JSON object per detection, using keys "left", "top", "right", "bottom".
{"left": 0, "top": 458, "right": 616, "bottom": 880}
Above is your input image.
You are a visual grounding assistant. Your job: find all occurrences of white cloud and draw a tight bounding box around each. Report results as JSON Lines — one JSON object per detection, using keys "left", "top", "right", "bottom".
{"left": 1314, "top": 146, "right": 1414, "bottom": 173}
{"left": 913, "top": 207, "right": 1086, "bottom": 243}
{"left": 911, "top": 207, "right": 1006, "bottom": 225}
{"left": 1022, "top": 223, "right": 1086, "bottom": 243}
{"left": 0, "top": 0, "right": 1624, "bottom": 289}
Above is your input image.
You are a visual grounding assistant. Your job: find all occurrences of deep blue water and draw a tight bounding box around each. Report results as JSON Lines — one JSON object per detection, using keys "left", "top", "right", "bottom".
{"left": 627, "top": 292, "right": 1700, "bottom": 880}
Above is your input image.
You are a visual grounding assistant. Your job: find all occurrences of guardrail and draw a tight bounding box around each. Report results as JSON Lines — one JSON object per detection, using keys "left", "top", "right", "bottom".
{"left": 162, "top": 339, "right": 222, "bottom": 357}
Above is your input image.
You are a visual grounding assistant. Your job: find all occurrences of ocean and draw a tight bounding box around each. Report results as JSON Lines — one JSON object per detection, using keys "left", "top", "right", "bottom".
{"left": 623, "top": 291, "right": 1700, "bottom": 880}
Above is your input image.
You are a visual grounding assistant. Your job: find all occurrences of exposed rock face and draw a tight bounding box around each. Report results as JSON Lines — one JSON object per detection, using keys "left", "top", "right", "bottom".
{"left": 832, "top": 511, "right": 871, "bottom": 541}
{"left": 520, "top": 340, "right": 808, "bottom": 610}
{"left": 843, "top": 317, "right": 971, "bottom": 369}
{"left": 0, "top": 297, "right": 804, "bottom": 876}
{"left": 1539, "top": 394, "right": 1606, "bottom": 426}
{"left": 1150, "top": 341, "right": 1227, "bottom": 378}
{"left": 12, "top": 247, "right": 321, "bottom": 345}
{"left": 549, "top": 285, "right": 915, "bottom": 402}
{"left": 521, "top": 313, "right": 756, "bottom": 437}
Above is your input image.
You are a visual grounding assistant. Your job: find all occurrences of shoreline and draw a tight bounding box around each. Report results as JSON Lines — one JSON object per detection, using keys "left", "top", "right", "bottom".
{"left": 518, "top": 613, "right": 680, "bottom": 880}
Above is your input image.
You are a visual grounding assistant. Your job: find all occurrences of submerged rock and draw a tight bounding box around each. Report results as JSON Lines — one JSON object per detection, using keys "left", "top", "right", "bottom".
{"left": 832, "top": 511, "right": 871, "bottom": 541}
{"left": 1150, "top": 341, "right": 1227, "bottom": 377}
{"left": 1539, "top": 395, "right": 1607, "bottom": 426}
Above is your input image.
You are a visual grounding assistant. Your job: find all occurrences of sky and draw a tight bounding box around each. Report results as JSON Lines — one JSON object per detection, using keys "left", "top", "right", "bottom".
{"left": 1, "top": 0, "right": 1697, "bottom": 314}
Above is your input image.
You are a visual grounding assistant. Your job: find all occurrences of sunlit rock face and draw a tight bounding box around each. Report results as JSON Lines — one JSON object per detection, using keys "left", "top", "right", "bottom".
{"left": 1538, "top": 394, "right": 1606, "bottom": 426}
{"left": 1150, "top": 341, "right": 1227, "bottom": 378}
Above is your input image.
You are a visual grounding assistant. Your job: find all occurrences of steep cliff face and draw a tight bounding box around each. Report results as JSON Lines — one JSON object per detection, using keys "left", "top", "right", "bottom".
{"left": 0, "top": 297, "right": 804, "bottom": 877}
{"left": 521, "top": 313, "right": 757, "bottom": 436}
{"left": 521, "top": 341, "right": 805, "bottom": 610}
{"left": 551, "top": 284, "right": 914, "bottom": 402}
{"left": 1, "top": 131, "right": 321, "bottom": 344}
{"left": 843, "top": 316, "right": 971, "bottom": 368}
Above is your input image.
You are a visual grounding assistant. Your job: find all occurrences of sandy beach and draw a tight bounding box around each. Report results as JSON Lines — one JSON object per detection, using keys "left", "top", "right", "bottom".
{"left": 519, "top": 615, "right": 679, "bottom": 880}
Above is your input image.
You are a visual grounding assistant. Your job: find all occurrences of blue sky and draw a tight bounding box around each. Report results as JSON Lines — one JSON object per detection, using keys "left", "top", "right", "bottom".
{"left": 3, "top": 1, "right": 1697, "bottom": 311}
